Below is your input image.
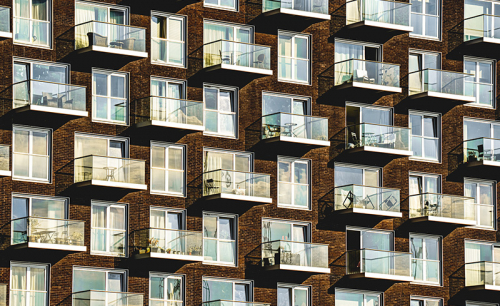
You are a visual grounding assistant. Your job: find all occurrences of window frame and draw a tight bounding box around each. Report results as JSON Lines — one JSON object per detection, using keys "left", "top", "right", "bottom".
{"left": 10, "top": 261, "right": 50, "bottom": 306}
{"left": 74, "top": 132, "right": 130, "bottom": 159}
{"left": 261, "top": 91, "right": 311, "bottom": 116}
{"left": 202, "top": 277, "right": 253, "bottom": 303}
{"left": 346, "top": 226, "right": 395, "bottom": 251}
{"left": 13, "top": 0, "right": 53, "bottom": 48}
{"left": 410, "top": 296, "right": 443, "bottom": 306}
{"left": 203, "top": 0, "right": 239, "bottom": 12}
{"left": 409, "top": 110, "right": 442, "bottom": 163}
{"left": 408, "top": 171, "right": 442, "bottom": 195}
{"left": 261, "top": 218, "right": 311, "bottom": 243}
{"left": 91, "top": 68, "right": 130, "bottom": 126}
{"left": 72, "top": 266, "right": 128, "bottom": 293}
{"left": 149, "top": 272, "right": 185, "bottom": 306}
{"left": 278, "top": 31, "right": 311, "bottom": 85}
{"left": 464, "top": 56, "right": 496, "bottom": 109}
{"left": 277, "top": 156, "right": 312, "bottom": 210}
{"left": 345, "top": 102, "right": 393, "bottom": 125}
{"left": 333, "top": 162, "right": 383, "bottom": 187}
{"left": 277, "top": 283, "right": 311, "bottom": 306}
{"left": 409, "top": 233, "right": 443, "bottom": 286}
{"left": 90, "top": 201, "right": 129, "bottom": 257}
{"left": 334, "top": 288, "right": 383, "bottom": 306}
{"left": 151, "top": 12, "right": 187, "bottom": 68}
{"left": 203, "top": 83, "right": 239, "bottom": 139}
{"left": 334, "top": 38, "right": 383, "bottom": 63}
{"left": 202, "top": 212, "right": 238, "bottom": 266}
{"left": 150, "top": 141, "right": 187, "bottom": 197}
{"left": 75, "top": 0, "right": 130, "bottom": 25}
{"left": 464, "top": 177, "right": 497, "bottom": 230}
{"left": 149, "top": 206, "right": 186, "bottom": 230}
{"left": 409, "top": 0, "right": 442, "bottom": 41}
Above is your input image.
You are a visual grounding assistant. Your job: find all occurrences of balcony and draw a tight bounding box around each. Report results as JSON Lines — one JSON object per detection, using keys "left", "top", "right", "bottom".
{"left": 346, "top": 249, "right": 414, "bottom": 282}
{"left": 74, "top": 21, "right": 147, "bottom": 61}
{"left": 11, "top": 217, "right": 86, "bottom": 252}
{"left": 342, "top": 0, "right": 412, "bottom": 42}
{"left": 451, "top": 15, "right": 500, "bottom": 59}
{"left": 12, "top": 80, "right": 87, "bottom": 117}
{"left": 262, "top": 240, "right": 331, "bottom": 273}
{"left": 0, "top": 145, "right": 10, "bottom": 177}
{"left": 73, "top": 291, "right": 143, "bottom": 306}
{"left": 408, "top": 69, "right": 476, "bottom": 106}
{"left": 133, "top": 228, "right": 203, "bottom": 262}
{"left": 74, "top": 155, "right": 147, "bottom": 190}
{"left": 409, "top": 193, "right": 476, "bottom": 226}
{"left": 0, "top": 283, "right": 5, "bottom": 306}
{"left": 0, "top": 6, "right": 11, "bottom": 39}
{"left": 203, "top": 301, "right": 270, "bottom": 306}
{"left": 334, "top": 184, "right": 401, "bottom": 218}
{"left": 133, "top": 96, "right": 204, "bottom": 137}
{"left": 466, "top": 262, "right": 500, "bottom": 291}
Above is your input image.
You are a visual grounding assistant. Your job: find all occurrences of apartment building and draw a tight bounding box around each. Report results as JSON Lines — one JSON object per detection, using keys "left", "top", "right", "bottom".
{"left": 0, "top": 0, "right": 498, "bottom": 306}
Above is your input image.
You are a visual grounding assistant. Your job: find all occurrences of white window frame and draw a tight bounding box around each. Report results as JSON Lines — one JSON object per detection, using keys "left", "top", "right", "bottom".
{"left": 278, "top": 283, "right": 311, "bottom": 306}
{"left": 409, "top": 172, "right": 442, "bottom": 195}
{"left": 464, "top": 239, "right": 500, "bottom": 263}
{"left": 150, "top": 76, "right": 186, "bottom": 98}
{"left": 91, "top": 68, "right": 129, "bottom": 126}
{"left": 334, "top": 288, "right": 383, "bottom": 306}
{"left": 75, "top": 0, "right": 129, "bottom": 25}
{"left": 151, "top": 12, "right": 186, "bottom": 68}
{"left": 203, "top": 147, "right": 253, "bottom": 172}
{"left": 74, "top": 133, "right": 129, "bottom": 159}
{"left": 409, "top": 233, "right": 442, "bottom": 286}
{"left": 261, "top": 218, "right": 311, "bottom": 243}
{"left": 277, "top": 157, "right": 311, "bottom": 210}
{"left": 202, "top": 277, "right": 253, "bottom": 303}
{"left": 409, "top": 110, "right": 441, "bottom": 163}
{"left": 345, "top": 102, "right": 393, "bottom": 125}
{"left": 149, "top": 207, "right": 186, "bottom": 229}
{"left": 346, "top": 226, "right": 395, "bottom": 251}
{"left": 464, "top": 56, "right": 496, "bottom": 109}
{"left": 150, "top": 142, "right": 186, "bottom": 197}
{"left": 464, "top": 177, "right": 496, "bottom": 230}
{"left": 203, "top": 0, "right": 238, "bottom": 12}
{"left": 262, "top": 91, "right": 311, "bottom": 116}
{"left": 278, "top": 31, "right": 311, "bottom": 85}
{"left": 12, "top": 125, "right": 52, "bottom": 183}
{"left": 411, "top": 296, "right": 443, "bottom": 305}
{"left": 149, "top": 272, "right": 185, "bottom": 306}
{"left": 72, "top": 266, "right": 127, "bottom": 293}
{"left": 10, "top": 261, "right": 50, "bottom": 306}
{"left": 202, "top": 212, "right": 238, "bottom": 266}
{"left": 203, "top": 83, "right": 239, "bottom": 139}
{"left": 410, "top": 0, "right": 442, "bottom": 41}
{"left": 90, "top": 201, "right": 128, "bottom": 257}
{"left": 203, "top": 20, "right": 254, "bottom": 45}
{"left": 333, "top": 162, "right": 382, "bottom": 187}
{"left": 13, "top": 0, "right": 52, "bottom": 48}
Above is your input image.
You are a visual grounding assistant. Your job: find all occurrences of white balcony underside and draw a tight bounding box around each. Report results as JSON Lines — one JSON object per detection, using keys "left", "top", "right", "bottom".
{"left": 137, "top": 252, "right": 204, "bottom": 262}
{"left": 19, "top": 242, "right": 87, "bottom": 252}
{"left": 0, "top": 31, "right": 12, "bottom": 38}
{"left": 75, "top": 179, "right": 147, "bottom": 190}
{"left": 266, "top": 8, "right": 331, "bottom": 20}
{"left": 137, "top": 120, "right": 205, "bottom": 131}
{"left": 266, "top": 263, "right": 331, "bottom": 274}
{"left": 350, "top": 146, "right": 412, "bottom": 156}
{"left": 348, "top": 272, "right": 414, "bottom": 282}
{"left": 346, "top": 20, "right": 413, "bottom": 33}
{"left": 17, "top": 104, "right": 89, "bottom": 117}
{"left": 0, "top": 170, "right": 11, "bottom": 176}
{"left": 410, "top": 91, "right": 476, "bottom": 102}
{"left": 80, "top": 45, "right": 148, "bottom": 58}
{"left": 204, "top": 193, "right": 272, "bottom": 204}
{"left": 337, "top": 81, "right": 402, "bottom": 93}
{"left": 205, "top": 63, "right": 273, "bottom": 75}
{"left": 263, "top": 135, "right": 330, "bottom": 147}
{"left": 410, "top": 215, "right": 476, "bottom": 226}
{"left": 337, "top": 207, "right": 402, "bottom": 218}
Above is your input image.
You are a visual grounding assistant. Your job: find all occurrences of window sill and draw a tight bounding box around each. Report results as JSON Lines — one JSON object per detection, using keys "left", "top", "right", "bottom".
{"left": 150, "top": 190, "right": 186, "bottom": 198}
{"left": 12, "top": 176, "right": 51, "bottom": 184}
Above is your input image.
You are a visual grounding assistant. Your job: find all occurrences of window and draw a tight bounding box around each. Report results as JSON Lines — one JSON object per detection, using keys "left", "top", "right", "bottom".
{"left": 335, "top": 288, "right": 382, "bottom": 306}
{"left": 13, "top": 59, "right": 68, "bottom": 84}
{"left": 202, "top": 278, "right": 251, "bottom": 303}
{"left": 72, "top": 267, "right": 126, "bottom": 293}
{"left": 92, "top": 69, "right": 129, "bottom": 125}
{"left": 410, "top": 234, "right": 442, "bottom": 285}
{"left": 150, "top": 207, "right": 184, "bottom": 229}
{"left": 409, "top": 51, "right": 441, "bottom": 95}
{"left": 150, "top": 273, "right": 184, "bottom": 306}
{"left": 75, "top": 133, "right": 128, "bottom": 158}
{"left": 347, "top": 227, "right": 393, "bottom": 251}
{"left": 411, "top": 297, "right": 442, "bottom": 306}
{"left": 409, "top": 51, "right": 441, "bottom": 72}
{"left": 13, "top": 125, "right": 51, "bottom": 182}
{"left": 409, "top": 111, "right": 441, "bottom": 162}
{"left": 203, "top": 21, "right": 253, "bottom": 45}
{"left": 203, "top": 148, "right": 252, "bottom": 172}
{"left": 334, "top": 39, "right": 382, "bottom": 63}
{"left": 262, "top": 92, "right": 310, "bottom": 116}
{"left": 10, "top": 262, "right": 49, "bottom": 306}
{"left": 464, "top": 58, "right": 495, "bottom": 108}
{"left": 409, "top": 172, "right": 441, "bottom": 195}
{"left": 91, "top": 201, "right": 128, "bottom": 257}
{"left": 465, "top": 0, "right": 500, "bottom": 42}
{"left": 346, "top": 103, "right": 392, "bottom": 126}
{"left": 334, "top": 163, "right": 381, "bottom": 187}
{"left": 204, "top": 85, "right": 238, "bottom": 138}
{"left": 151, "top": 13, "right": 186, "bottom": 67}
{"left": 203, "top": 213, "right": 237, "bottom": 265}
{"left": 278, "top": 284, "right": 310, "bottom": 306}
{"left": 151, "top": 142, "right": 186, "bottom": 196}
{"left": 262, "top": 219, "right": 310, "bottom": 243}
{"left": 410, "top": 0, "right": 441, "bottom": 40}
{"left": 465, "top": 178, "right": 496, "bottom": 229}
{"left": 278, "top": 157, "right": 310, "bottom": 209}
{"left": 204, "top": 0, "right": 237, "bottom": 10}
{"left": 13, "top": 0, "right": 51, "bottom": 47}
{"left": 278, "top": 31, "right": 310, "bottom": 84}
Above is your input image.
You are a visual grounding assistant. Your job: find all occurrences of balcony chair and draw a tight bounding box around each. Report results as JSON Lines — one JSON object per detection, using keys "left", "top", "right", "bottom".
{"left": 381, "top": 193, "right": 398, "bottom": 211}
{"left": 423, "top": 200, "right": 439, "bottom": 216}
{"left": 204, "top": 178, "right": 219, "bottom": 195}
{"left": 264, "top": 124, "right": 281, "bottom": 138}
{"left": 355, "top": 69, "right": 375, "bottom": 83}
{"left": 87, "top": 32, "right": 108, "bottom": 47}
{"left": 380, "top": 132, "right": 396, "bottom": 149}
{"left": 219, "top": 50, "right": 232, "bottom": 64}
{"left": 348, "top": 132, "right": 361, "bottom": 149}
{"left": 253, "top": 53, "right": 266, "bottom": 69}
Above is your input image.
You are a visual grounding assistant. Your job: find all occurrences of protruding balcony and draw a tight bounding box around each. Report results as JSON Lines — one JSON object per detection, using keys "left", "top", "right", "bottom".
{"left": 346, "top": 249, "right": 414, "bottom": 282}
{"left": 0, "top": 283, "right": 6, "bottom": 306}
{"left": 261, "top": 112, "right": 329, "bottom": 150}
{"left": 262, "top": 240, "right": 331, "bottom": 274}
{"left": 0, "top": 145, "right": 10, "bottom": 177}
{"left": 409, "top": 193, "right": 476, "bottom": 226}
{"left": 203, "top": 301, "right": 270, "bottom": 306}
{"left": 11, "top": 217, "right": 86, "bottom": 252}
{"left": 454, "top": 137, "right": 500, "bottom": 180}
{"left": 334, "top": 184, "right": 401, "bottom": 218}
{"left": 73, "top": 290, "right": 144, "bottom": 306}
{"left": 0, "top": 6, "right": 11, "bottom": 39}
{"left": 408, "top": 69, "right": 476, "bottom": 105}
{"left": 74, "top": 155, "right": 147, "bottom": 190}
{"left": 343, "top": 0, "right": 412, "bottom": 42}
{"left": 74, "top": 21, "right": 147, "bottom": 60}
{"left": 133, "top": 228, "right": 203, "bottom": 262}
{"left": 466, "top": 261, "right": 500, "bottom": 291}
{"left": 203, "top": 170, "right": 271, "bottom": 204}
{"left": 451, "top": 15, "right": 500, "bottom": 59}
{"left": 13, "top": 80, "right": 87, "bottom": 117}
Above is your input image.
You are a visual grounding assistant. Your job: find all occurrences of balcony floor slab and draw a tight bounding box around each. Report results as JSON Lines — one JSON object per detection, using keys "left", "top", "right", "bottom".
{"left": 134, "top": 252, "right": 204, "bottom": 262}
{"left": 14, "top": 242, "right": 87, "bottom": 252}
{"left": 334, "top": 21, "right": 413, "bottom": 43}
{"left": 265, "top": 263, "right": 331, "bottom": 274}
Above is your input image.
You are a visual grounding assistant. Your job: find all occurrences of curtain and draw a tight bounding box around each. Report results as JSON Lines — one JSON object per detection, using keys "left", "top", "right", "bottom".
{"left": 465, "top": 242, "right": 483, "bottom": 286}
{"left": 203, "top": 23, "right": 233, "bottom": 66}
{"left": 167, "top": 83, "right": 182, "bottom": 123}
{"left": 334, "top": 42, "right": 363, "bottom": 85}
{"left": 346, "top": 0, "right": 361, "bottom": 24}
{"left": 75, "top": 4, "right": 96, "bottom": 49}
{"left": 11, "top": 267, "right": 26, "bottom": 290}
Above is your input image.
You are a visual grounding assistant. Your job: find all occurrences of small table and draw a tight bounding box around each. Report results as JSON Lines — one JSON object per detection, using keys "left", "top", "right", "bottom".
{"left": 362, "top": 132, "right": 376, "bottom": 146}
{"left": 284, "top": 123, "right": 297, "bottom": 137}
{"left": 35, "top": 230, "right": 56, "bottom": 244}
{"left": 103, "top": 167, "right": 116, "bottom": 181}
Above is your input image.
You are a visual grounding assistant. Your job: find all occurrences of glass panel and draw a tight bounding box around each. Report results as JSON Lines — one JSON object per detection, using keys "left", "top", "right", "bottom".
{"left": 73, "top": 269, "right": 106, "bottom": 292}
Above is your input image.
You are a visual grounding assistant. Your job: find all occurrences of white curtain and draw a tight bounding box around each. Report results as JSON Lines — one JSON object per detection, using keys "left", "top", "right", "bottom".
{"left": 346, "top": 0, "right": 361, "bottom": 24}
{"left": 75, "top": 4, "right": 96, "bottom": 49}
{"left": 203, "top": 23, "right": 233, "bottom": 66}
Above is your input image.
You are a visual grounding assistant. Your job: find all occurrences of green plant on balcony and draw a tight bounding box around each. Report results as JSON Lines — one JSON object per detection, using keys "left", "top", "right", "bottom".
{"left": 148, "top": 237, "right": 160, "bottom": 252}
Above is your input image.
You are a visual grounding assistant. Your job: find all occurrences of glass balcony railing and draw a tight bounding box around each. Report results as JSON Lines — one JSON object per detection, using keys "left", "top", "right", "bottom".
{"left": 334, "top": 59, "right": 400, "bottom": 88}
{"left": 11, "top": 217, "right": 85, "bottom": 247}
{"left": 347, "top": 249, "right": 412, "bottom": 278}
{"left": 14, "top": 17, "right": 50, "bottom": 47}
{"left": 134, "top": 228, "right": 203, "bottom": 258}
{"left": 203, "top": 301, "right": 270, "bottom": 306}
{"left": 409, "top": 193, "right": 476, "bottom": 222}
{"left": 0, "top": 6, "right": 10, "bottom": 33}
{"left": 74, "top": 155, "right": 146, "bottom": 186}
{"left": 75, "top": 21, "right": 146, "bottom": 53}
{"left": 73, "top": 290, "right": 144, "bottom": 306}
{"left": 203, "top": 170, "right": 271, "bottom": 199}
{"left": 408, "top": 69, "right": 475, "bottom": 97}
{"left": 346, "top": 123, "right": 410, "bottom": 152}
{"left": 346, "top": 0, "right": 411, "bottom": 27}
{"left": 464, "top": 14, "right": 500, "bottom": 42}
{"left": 466, "top": 261, "right": 500, "bottom": 288}
{"left": 463, "top": 138, "right": 500, "bottom": 163}
{"left": 0, "top": 145, "right": 9, "bottom": 173}
{"left": 262, "top": 240, "right": 329, "bottom": 270}
{"left": 13, "top": 80, "right": 86, "bottom": 113}
{"left": 334, "top": 184, "right": 400, "bottom": 213}
{"left": 203, "top": 40, "right": 271, "bottom": 71}
{"left": 263, "top": 0, "right": 328, "bottom": 14}
{"left": 0, "top": 283, "right": 6, "bottom": 306}
{"left": 262, "top": 113, "right": 329, "bottom": 143}
{"left": 152, "top": 37, "right": 185, "bottom": 65}
{"left": 135, "top": 96, "right": 203, "bottom": 128}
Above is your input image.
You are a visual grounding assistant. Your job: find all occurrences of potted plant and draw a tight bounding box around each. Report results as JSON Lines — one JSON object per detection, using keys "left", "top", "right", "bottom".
{"left": 149, "top": 238, "right": 159, "bottom": 253}
{"left": 166, "top": 248, "right": 171, "bottom": 254}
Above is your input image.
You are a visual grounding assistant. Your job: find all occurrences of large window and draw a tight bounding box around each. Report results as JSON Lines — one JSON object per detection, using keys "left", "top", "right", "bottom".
{"left": 464, "top": 58, "right": 495, "bottom": 108}
{"left": 202, "top": 278, "right": 251, "bottom": 303}
{"left": 204, "top": 85, "right": 238, "bottom": 138}
{"left": 14, "top": 0, "right": 51, "bottom": 47}
{"left": 465, "top": 178, "right": 496, "bottom": 229}
{"left": 335, "top": 288, "right": 381, "bottom": 306}
{"left": 72, "top": 267, "right": 126, "bottom": 293}
{"left": 410, "top": 0, "right": 441, "bottom": 40}
{"left": 334, "top": 163, "right": 381, "bottom": 187}
{"left": 203, "top": 213, "right": 237, "bottom": 265}
{"left": 75, "top": 133, "right": 128, "bottom": 159}
{"left": 204, "top": 0, "right": 237, "bottom": 11}
{"left": 409, "top": 111, "right": 441, "bottom": 162}
{"left": 151, "top": 13, "right": 186, "bottom": 67}
{"left": 334, "top": 39, "right": 382, "bottom": 63}
{"left": 150, "top": 273, "right": 184, "bottom": 306}
{"left": 278, "top": 284, "right": 310, "bottom": 306}
{"left": 411, "top": 297, "right": 442, "bottom": 306}
{"left": 10, "top": 262, "right": 49, "bottom": 306}
{"left": 410, "top": 234, "right": 442, "bottom": 285}
{"left": 91, "top": 201, "right": 128, "bottom": 257}
{"left": 409, "top": 172, "right": 441, "bottom": 195}
{"left": 13, "top": 125, "right": 51, "bottom": 182}
{"left": 262, "top": 219, "right": 310, "bottom": 243}
{"left": 278, "top": 31, "right": 310, "bottom": 84}
{"left": 278, "top": 157, "right": 310, "bottom": 209}
{"left": 262, "top": 92, "right": 310, "bottom": 116}
{"left": 151, "top": 142, "right": 186, "bottom": 196}
{"left": 92, "top": 69, "right": 129, "bottom": 125}
{"left": 347, "top": 227, "right": 393, "bottom": 251}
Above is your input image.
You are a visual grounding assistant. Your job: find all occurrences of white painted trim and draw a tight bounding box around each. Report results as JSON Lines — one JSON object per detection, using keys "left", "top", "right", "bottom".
{"left": 210, "top": 63, "right": 273, "bottom": 75}
{"left": 410, "top": 215, "right": 476, "bottom": 226}
{"left": 204, "top": 193, "right": 272, "bottom": 204}
{"left": 350, "top": 272, "right": 414, "bottom": 282}
{"left": 263, "top": 135, "right": 330, "bottom": 147}
{"left": 0, "top": 170, "right": 11, "bottom": 176}
{"left": 338, "top": 207, "right": 402, "bottom": 218}
{"left": 347, "top": 20, "right": 413, "bottom": 33}
{"left": 0, "top": 31, "right": 12, "bottom": 38}
{"left": 76, "top": 179, "right": 147, "bottom": 190}
{"left": 82, "top": 45, "right": 148, "bottom": 58}
{"left": 352, "top": 146, "right": 412, "bottom": 156}
{"left": 337, "top": 81, "right": 402, "bottom": 93}
{"left": 26, "top": 242, "right": 87, "bottom": 252}
{"left": 145, "top": 252, "right": 204, "bottom": 262}
{"left": 267, "top": 263, "right": 331, "bottom": 274}
{"left": 17, "top": 105, "right": 88, "bottom": 117}
{"left": 142, "top": 120, "right": 204, "bottom": 131}
{"left": 267, "top": 8, "right": 331, "bottom": 20}
{"left": 410, "top": 91, "right": 476, "bottom": 102}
